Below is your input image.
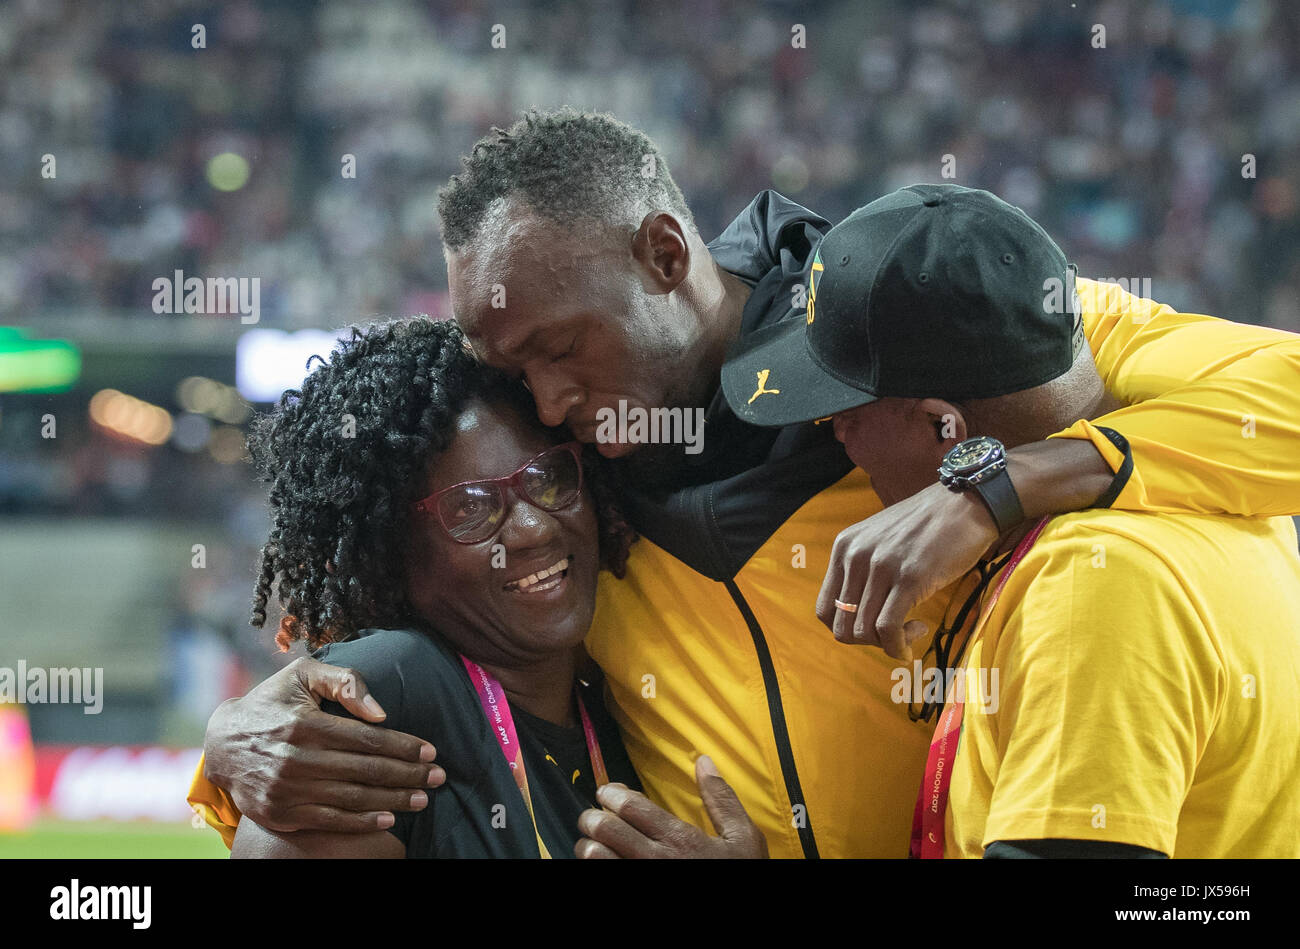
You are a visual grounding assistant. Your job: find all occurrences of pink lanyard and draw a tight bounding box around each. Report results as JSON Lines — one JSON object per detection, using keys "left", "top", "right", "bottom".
{"left": 461, "top": 656, "right": 610, "bottom": 859}
{"left": 909, "top": 516, "right": 1051, "bottom": 859}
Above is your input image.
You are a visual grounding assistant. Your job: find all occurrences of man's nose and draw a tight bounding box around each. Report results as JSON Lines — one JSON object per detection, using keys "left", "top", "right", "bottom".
{"left": 527, "top": 369, "right": 584, "bottom": 428}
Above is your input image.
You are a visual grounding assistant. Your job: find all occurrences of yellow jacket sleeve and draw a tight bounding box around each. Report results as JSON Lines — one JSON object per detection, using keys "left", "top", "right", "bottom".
{"left": 1051, "top": 277, "right": 1300, "bottom": 516}
{"left": 187, "top": 754, "right": 241, "bottom": 850}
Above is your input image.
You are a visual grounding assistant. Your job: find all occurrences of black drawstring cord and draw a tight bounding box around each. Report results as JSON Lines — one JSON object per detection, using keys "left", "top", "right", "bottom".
{"left": 908, "top": 548, "right": 1015, "bottom": 724}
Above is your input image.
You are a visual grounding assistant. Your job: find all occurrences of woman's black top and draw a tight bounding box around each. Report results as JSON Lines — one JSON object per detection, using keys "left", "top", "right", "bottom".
{"left": 315, "top": 627, "right": 641, "bottom": 858}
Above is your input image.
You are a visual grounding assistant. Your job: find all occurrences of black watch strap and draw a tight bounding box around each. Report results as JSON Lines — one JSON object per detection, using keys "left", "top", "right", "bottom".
{"left": 973, "top": 466, "right": 1026, "bottom": 534}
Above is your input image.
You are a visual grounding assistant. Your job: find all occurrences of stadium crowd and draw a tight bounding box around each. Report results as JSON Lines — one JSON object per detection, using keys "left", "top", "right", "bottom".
{"left": 3, "top": 0, "right": 1298, "bottom": 327}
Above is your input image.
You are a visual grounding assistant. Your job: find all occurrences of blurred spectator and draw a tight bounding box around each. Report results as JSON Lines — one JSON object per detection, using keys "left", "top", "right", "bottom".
{"left": 0, "top": 0, "right": 1294, "bottom": 329}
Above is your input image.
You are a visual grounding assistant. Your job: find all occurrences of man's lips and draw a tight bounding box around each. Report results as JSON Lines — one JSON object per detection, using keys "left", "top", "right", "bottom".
{"left": 567, "top": 421, "right": 637, "bottom": 458}
{"left": 568, "top": 407, "right": 638, "bottom": 439}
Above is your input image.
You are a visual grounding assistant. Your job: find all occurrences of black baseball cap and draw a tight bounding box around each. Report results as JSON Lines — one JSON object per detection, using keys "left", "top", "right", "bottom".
{"left": 721, "top": 183, "right": 1085, "bottom": 428}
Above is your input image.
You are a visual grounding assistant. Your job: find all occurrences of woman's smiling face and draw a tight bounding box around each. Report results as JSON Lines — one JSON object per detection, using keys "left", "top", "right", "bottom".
{"left": 403, "top": 396, "right": 601, "bottom": 667}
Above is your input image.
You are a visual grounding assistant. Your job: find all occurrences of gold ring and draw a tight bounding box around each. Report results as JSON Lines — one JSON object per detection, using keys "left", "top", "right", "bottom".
{"left": 834, "top": 599, "right": 858, "bottom": 613}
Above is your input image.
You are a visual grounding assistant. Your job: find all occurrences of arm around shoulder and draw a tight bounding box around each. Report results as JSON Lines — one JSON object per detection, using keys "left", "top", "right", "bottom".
{"left": 1055, "top": 278, "right": 1300, "bottom": 516}
{"left": 231, "top": 817, "right": 405, "bottom": 858}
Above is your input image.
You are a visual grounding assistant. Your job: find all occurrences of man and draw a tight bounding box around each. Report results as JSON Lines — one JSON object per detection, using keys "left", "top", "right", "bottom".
{"left": 725, "top": 183, "right": 1300, "bottom": 857}
{"left": 191, "top": 110, "right": 1300, "bottom": 858}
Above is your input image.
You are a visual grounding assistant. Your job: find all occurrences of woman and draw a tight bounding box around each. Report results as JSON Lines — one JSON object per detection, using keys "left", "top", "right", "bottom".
{"left": 230, "top": 316, "right": 641, "bottom": 858}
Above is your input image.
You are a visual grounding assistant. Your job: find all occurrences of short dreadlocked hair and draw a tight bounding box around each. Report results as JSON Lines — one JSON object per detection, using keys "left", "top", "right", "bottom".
{"left": 248, "top": 316, "right": 635, "bottom": 651}
{"left": 437, "top": 107, "right": 694, "bottom": 250}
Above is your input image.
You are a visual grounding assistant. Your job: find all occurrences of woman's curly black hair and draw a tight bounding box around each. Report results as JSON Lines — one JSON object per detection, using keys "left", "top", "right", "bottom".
{"left": 248, "top": 316, "right": 635, "bottom": 651}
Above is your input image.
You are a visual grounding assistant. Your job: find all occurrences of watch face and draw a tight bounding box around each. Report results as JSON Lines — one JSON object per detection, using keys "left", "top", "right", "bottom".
{"left": 946, "top": 436, "right": 997, "bottom": 472}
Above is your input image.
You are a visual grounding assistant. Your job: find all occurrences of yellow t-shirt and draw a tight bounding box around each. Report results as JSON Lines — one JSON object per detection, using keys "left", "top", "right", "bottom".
{"left": 946, "top": 509, "right": 1300, "bottom": 858}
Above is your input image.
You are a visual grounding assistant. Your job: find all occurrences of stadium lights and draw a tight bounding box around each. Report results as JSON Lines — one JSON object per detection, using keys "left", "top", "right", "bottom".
{"left": 87, "top": 389, "right": 173, "bottom": 446}
{"left": 207, "top": 425, "right": 247, "bottom": 464}
{"left": 235, "top": 328, "right": 340, "bottom": 402}
{"left": 0, "top": 327, "right": 81, "bottom": 393}
{"left": 175, "top": 376, "right": 251, "bottom": 424}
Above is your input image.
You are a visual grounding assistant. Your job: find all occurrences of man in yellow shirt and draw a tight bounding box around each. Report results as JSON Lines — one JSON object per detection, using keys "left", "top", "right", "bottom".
{"left": 726, "top": 183, "right": 1300, "bottom": 857}
{"left": 191, "top": 111, "right": 1300, "bottom": 857}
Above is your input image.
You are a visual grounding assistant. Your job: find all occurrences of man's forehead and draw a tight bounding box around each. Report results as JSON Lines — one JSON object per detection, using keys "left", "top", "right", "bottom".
{"left": 450, "top": 198, "right": 610, "bottom": 293}
{"left": 448, "top": 201, "right": 618, "bottom": 357}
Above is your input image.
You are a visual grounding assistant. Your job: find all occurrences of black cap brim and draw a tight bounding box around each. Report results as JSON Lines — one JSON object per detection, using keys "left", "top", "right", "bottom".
{"left": 721, "top": 317, "right": 877, "bottom": 428}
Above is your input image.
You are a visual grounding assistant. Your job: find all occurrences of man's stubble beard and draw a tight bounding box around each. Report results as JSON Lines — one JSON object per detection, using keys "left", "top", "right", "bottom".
{"left": 606, "top": 315, "right": 721, "bottom": 487}
{"left": 604, "top": 384, "right": 714, "bottom": 489}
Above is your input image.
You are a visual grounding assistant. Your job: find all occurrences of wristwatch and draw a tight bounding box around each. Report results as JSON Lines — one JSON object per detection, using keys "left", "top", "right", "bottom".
{"left": 937, "top": 436, "right": 1025, "bottom": 533}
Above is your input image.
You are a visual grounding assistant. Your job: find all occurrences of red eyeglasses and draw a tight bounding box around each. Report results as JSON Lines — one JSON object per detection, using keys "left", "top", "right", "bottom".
{"left": 412, "top": 442, "right": 585, "bottom": 545}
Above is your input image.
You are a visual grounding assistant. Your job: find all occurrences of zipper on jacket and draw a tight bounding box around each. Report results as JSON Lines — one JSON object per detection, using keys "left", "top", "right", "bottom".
{"left": 724, "top": 578, "right": 819, "bottom": 859}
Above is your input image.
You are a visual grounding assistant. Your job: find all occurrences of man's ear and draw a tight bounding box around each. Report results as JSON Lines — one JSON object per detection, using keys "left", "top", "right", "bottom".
{"left": 919, "top": 398, "right": 967, "bottom": 449}
{"left": 631, "top": 211, "right": 690, "bottom": 294}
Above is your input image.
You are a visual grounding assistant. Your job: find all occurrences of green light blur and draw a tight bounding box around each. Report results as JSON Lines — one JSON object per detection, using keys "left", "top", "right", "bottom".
{"left": 0, "top": 328, "right": 82, "bottom": 392}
